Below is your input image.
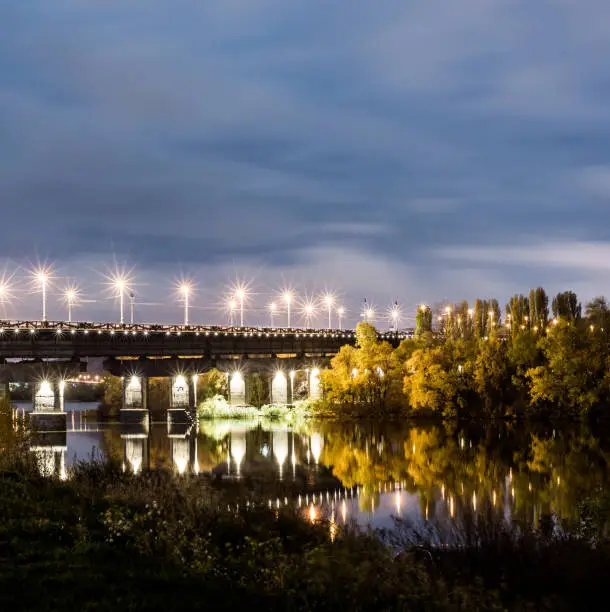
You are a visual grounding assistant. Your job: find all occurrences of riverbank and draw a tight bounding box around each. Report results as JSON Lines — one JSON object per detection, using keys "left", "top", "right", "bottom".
{"left": 2, "top": 453, "right": 610, "bottom": 610}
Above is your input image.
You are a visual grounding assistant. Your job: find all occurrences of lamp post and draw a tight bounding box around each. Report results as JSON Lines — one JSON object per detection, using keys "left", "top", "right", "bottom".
{"left": 303, "top": 303, "right": 315, "bottom": 328}
{"left": 391, "top": 301, "right": 399, "bottom": 332}
{"left": 269, "top": 302, "right": 276, "bottom": 328}
{"left": 65, "top": 289, "right": 77, "bottom": 322}
{"left": 235, "top": 288, "right": 245, "bottom": 327}
{"left": 283, "top": 292, "right": 293, "bottom": 328}
{"left": 114, "top": 278, "right": 126, "bottom": 324}
{"left": 129, "top": 292, "right": 135, "bottom": 324}
{"left": 35, "top": 270, "right": 49, "bottom": 321}
{"left": 323, "top": 294, "right": 334, "bottom": 329}
{"left": 337, "top": 306, "right": 345, "bottom": 330}
{"left": 180, "top": 283, "right": 191, "bottom": 325}
{"left": 228, "top": 299, "right": 237, "bottom": 326}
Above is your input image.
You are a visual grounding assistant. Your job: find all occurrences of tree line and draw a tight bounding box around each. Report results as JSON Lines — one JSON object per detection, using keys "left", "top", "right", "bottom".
{"left": 320, "top": 288, "right": 610, "bottom": 419}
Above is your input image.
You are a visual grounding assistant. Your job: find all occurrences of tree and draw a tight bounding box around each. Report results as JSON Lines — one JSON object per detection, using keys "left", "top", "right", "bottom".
{"left": 585, "top": 296, "right": 610, "bottom": 332}
{"left": 506, "top": 294, "right": 529, "bottom": 335}
{"left": 552, "top": 291, "right": 581, "bottom": 322}
{"left": 488, "top": 299, "right": 502, "bottom": 334}
{"left": 320, "top": 323, "right": 402, "bottom": 412}
{"left": 526, "top": 320, "right": 610, "bottom": 417}
{"left": 403, "top": 340, "right": 475, "bottom": 418}
{"left": 473, "top": 299, "right": 486, "bottom": 339}
{"left": 474, "top": 337, "right": 513, "bottom": 413}
{"left": 529, "top": 287, "right": 549, "bottom": 331}
{"left": 415, "top": 305, "right": 432, "bottom": 336}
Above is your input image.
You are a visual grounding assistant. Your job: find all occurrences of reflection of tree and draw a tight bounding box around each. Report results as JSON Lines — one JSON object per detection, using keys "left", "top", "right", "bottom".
{"left": 305, "top": 420, "right": 610, "bottom": 530}
{"left": 99, "top": 416, "right": 610, "bottom": 533}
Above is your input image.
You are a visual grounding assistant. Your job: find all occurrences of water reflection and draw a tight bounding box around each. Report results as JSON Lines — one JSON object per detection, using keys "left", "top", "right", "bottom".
{"left": 10, "top": 407, "right": 610, "bottom": 531}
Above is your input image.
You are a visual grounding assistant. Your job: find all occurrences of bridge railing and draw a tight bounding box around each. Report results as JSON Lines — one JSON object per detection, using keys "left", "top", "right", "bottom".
{"left": 0, "top": 319, "right": 414, "bottom": 340}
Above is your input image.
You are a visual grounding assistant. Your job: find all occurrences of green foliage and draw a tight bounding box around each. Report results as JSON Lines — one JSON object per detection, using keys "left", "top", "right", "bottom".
{"left": 415, "top": 304, "right": 432, "bottom": 336}
{"left": 506, "top": 294, "right": 529, "bottom": 336}
{"left": 319, "top": 323, "right": 402, "bottom": 414}
{"left": 198, "top": 395, "right": 260, "bottom": 420}
{"left": 403, "top": 339, "right": 475, "bottom": 418}
{"left": 526, "top": 321, "right": 610, "bottom": 417}
{"left": 529, "top": 287, "right": 549, "bottom": 330}
{"left": 196, "top": 368, "right": 227, "bottom": 400}
{"left": 552, "top": 290, "right": 582, "bottom": 321}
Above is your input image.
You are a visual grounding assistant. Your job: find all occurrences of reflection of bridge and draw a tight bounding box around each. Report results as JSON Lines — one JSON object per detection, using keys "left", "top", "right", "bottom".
{"left": 1, "top": 320, "right": 411, "bottom": 430}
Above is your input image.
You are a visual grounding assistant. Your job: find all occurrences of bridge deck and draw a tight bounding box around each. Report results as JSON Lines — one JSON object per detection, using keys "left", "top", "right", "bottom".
{"left": 0, "top": 320, "right": 412, "bottom": 360}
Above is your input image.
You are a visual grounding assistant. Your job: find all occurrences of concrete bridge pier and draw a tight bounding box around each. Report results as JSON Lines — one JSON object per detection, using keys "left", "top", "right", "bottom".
{"left": 121, "top": 432, "right": 149, "bottom": 474}
{"left": 169, "top": 424, "right": 198, "bottom": 475}
{"left": 270, "top": 371, "right": 292, "bottom": 405}
{"left": 308, "top": 367, "right": 322, "bottom": 401}
{"left": 228, "top": 371, "right": 248, "bottom": 406}
{"left": 120, "top": 375, "right": 149, "bottom": 427}
{"left": 30, "top": 430, "right": 67, "bottom": 479}
{"left": 272, "top": 428, "right": 289, "bottom": 479}
{"left": 30, "top": 379, "right": 67, "bottom": 431}
{"left": 168, "top": 374, "right": 197, "bottom": 425}
{"left": 229, "top": 429, "right": 247, "bottom": 477}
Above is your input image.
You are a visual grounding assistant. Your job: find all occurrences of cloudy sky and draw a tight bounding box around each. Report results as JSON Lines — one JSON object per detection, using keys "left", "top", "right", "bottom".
{"left": 2, "top": 0, "right": 610, "bottom": 326}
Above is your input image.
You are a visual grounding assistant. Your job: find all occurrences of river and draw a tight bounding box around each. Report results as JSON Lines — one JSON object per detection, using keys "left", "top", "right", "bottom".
{"left": 14, "top": 401, "right": 610, "bottom": 534}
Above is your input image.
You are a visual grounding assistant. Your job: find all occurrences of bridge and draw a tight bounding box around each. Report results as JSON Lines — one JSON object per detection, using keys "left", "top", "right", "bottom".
{"left": 1, "top": 319, "right": 412, "bottom": 430}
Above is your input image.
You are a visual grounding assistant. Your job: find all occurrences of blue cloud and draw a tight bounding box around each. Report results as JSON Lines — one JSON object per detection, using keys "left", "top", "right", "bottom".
{"left": 2, "top": 0, "right": 610, "bottom": 323}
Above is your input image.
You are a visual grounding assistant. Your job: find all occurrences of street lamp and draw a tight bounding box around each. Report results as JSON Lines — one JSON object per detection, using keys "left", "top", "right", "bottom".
{"left": 0, "top": 280, "right": 11, "bottom": 304}
{"left": 302, "top": 302, "right": 316, "bottom": 328}
{"left": 129, "top": 292, "right": 135, "bottom": 324}
{"left": 64, "top": 288, "right": 78, "bottom": 322}
{"left": 228, "top": 299, "right": 237, "bottom": 326}
{"left": 235, "top": 287, "right": 246, "bottom": 327}
{"left": 390, "top": 301, "right": 400, "bottom": 332}
{"left": 113, "top": 277, "right": 127, "bottom": 324}
{"left": 180, "top": 283, "right": 191, "bottom": 325}
{"left": 269, "top": 301, "right": 276, "bottom": 328}
{"left": 32, "top": 267, "right": 52, "bottom": 321}
{"left": 283, "top": 292, "right": 293, "bottom": 328}
{"left": 323, "top": 293, "right": 334, "bottom": 329}
{"left": 337, "top": 306, "right": 345, "bottom": 330}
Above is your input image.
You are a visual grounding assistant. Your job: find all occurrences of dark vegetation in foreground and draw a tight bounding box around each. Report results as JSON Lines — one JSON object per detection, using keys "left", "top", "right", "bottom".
{"left": 2, "top": 408, "right": 610, "bottom": 610}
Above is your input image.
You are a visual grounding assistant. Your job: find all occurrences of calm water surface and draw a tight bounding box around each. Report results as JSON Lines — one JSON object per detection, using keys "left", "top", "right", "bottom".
{"left": 18, "top": 403, "right": 610, "bottom": 532}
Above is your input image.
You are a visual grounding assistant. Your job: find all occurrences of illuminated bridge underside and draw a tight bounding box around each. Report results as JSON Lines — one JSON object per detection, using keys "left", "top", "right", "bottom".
{"left": 104, "top": 356, "right": 329, "bottom": 378}
{"left": 0, "top": 321, "right": 411, "bottom": 364}
{"left": 0, "top": 360, "right": 84, "bottom": 383}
